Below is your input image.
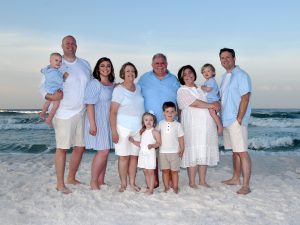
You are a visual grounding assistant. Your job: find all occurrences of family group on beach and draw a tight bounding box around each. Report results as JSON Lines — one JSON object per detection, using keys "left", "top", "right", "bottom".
{"left": 39, "top": 35, "right": 252, "bottom": 196}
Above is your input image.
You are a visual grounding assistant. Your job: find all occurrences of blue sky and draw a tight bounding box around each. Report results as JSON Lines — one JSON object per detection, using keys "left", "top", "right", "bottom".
{"left": 1, "top": 0, "right": 299, "bottom": 109}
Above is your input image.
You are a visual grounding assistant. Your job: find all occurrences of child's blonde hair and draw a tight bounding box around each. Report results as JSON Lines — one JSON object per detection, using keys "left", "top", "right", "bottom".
{"left": 50, "top": 52, "right": 62, "bottom": 58}
{"left": 201, "top": 63, "right": 216, "bottom": 77}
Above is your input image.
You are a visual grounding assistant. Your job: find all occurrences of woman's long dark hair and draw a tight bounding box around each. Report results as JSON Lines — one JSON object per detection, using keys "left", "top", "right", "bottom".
{"left": 92, "top": 57, "right": 115, "bottom": 82}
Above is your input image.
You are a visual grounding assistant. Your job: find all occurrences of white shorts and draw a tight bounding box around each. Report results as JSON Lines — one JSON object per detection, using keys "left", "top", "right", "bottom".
{"left": 114, "top": 125, "right": 140, "bottom": 156}
{"left": 223, "top": 120, "right": 248, "bottom": 152}
{"left": 52, "top": 113, "right": 85, "bottom": 149}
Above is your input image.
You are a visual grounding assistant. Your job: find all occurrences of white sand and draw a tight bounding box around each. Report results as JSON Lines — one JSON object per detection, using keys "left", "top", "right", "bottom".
{"left": 1, "top": 153, "right": 300, "bottom": 225}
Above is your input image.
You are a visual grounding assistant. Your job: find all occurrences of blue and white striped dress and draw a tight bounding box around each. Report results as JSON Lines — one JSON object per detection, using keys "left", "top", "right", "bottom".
{"left": 84, "top": 79, "right": 114, "bottom": 150}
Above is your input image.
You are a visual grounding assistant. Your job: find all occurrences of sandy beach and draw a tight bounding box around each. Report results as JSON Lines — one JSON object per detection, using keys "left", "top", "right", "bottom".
{"left": 1, "top": 153, "right": 300, "bottom": 225}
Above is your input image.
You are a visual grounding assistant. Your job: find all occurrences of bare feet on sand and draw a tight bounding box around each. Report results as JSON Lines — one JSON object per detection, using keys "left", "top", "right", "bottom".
{"left": 199, "top": 183, "right": 211, "bottom": 188}
{"left": 38, "top": 113, "right": 46, "bottom": 122}
{"left": 222, "top": 178, "right": 241, "bottom": 185}
{"left": 146, "top": 189, "right": 153, "bottom": 195}
{"left": 90, "top": 181, "right": 100, "bottom": 190}
{"left": 237, "top": 186, "right": 251, "bottom": 195}
{"left": 119, "top": 185, "right": 126, "bottom": 192}
{"left": 130, "top": 184, "right": 141, "bottom": 192}
{"left": 189, "top": 183, "right": 197, "bottom": 189}
{"left": 56, "top": 187, "right": 72, "bottom": 194}
{"left": 173, "top": 187, "right": 179, "bottom": 194}
{"left": 67, "top": 179, "right": 82, "bottom": 185}
{"left": 99, "top": 183, "right": 108, "bottom": 188}
{"left": 164, "top": 187, "right": 170, "bottom": 193}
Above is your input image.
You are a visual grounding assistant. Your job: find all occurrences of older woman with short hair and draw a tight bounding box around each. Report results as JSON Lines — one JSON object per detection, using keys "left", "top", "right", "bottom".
{"left": 110, "top": 62, "right": 145, "bottom": 192}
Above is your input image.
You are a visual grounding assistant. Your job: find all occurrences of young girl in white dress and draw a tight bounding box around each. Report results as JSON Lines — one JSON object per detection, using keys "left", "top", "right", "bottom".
{"left": 129, "top": 112, "right": 161, "bottom": 194}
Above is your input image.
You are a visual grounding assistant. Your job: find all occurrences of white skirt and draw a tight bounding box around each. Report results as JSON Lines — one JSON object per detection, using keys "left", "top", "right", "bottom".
{"left": 180, "top": 107, "right": 219, "bottom": 167}
{"left": 138, "top": 147, "right": 156, "bottom": 169}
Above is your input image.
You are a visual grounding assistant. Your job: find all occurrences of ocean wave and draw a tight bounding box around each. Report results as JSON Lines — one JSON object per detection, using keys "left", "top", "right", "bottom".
{"left": 0, "top": 109, "right": 41, "bottom": 115}
{"left": 251, "top": 111, "right": 300, "bottom": 119}
{"left": 0, "top": 117, "right": 39, "bottom": 124}
{"left": 0, "top": 143, "right": 112, "bottom": 154}
{"left": 0, "top": 143, "right": 55, "bottom": 154}
{"left": 248, "top": 136, "right": 300, "bottom": 150}
{"left": 0, "top": 116, "right": 47, "bottom": 129}
{"left": 249, "top": 117, "right": 300, "bottom": 127}
{"left": 0, "top": 138, "right": 299, "bottom": 154}
{"left": 0, "top": 123, "right": 49, "bottom": 130}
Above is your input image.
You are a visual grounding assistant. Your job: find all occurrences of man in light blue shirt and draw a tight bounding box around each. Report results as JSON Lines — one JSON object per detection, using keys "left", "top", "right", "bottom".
{"left": 219, "top": 48, "right": 252, "bottom": 195}
{"left": 138, "top": 53, "right": 180, "bottom": 122}
{"left": 138, "top": 53, "right": 180, "bottom": 187}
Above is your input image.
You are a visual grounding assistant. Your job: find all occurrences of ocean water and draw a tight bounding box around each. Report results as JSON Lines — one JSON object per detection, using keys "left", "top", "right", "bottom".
{"left": 0, "top": 109, "right": 300, "bottom": 155}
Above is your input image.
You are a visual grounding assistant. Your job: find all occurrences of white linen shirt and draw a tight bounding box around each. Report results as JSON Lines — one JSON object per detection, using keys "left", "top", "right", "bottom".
{"left": 158, "top": 120, "right": 184, "bottom": 153}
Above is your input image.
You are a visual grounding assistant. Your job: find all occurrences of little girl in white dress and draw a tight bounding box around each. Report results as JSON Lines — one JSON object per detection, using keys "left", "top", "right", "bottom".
{"left": 129, "top": 112, "right": 161, "bottom": 194}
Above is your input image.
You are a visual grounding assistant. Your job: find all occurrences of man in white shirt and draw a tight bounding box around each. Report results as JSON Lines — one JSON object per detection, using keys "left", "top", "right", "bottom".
{"left": 43, "top": 35, "right": 91, "bottom": 194}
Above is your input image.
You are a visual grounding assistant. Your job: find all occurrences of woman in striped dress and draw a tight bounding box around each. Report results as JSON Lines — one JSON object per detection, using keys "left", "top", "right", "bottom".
{"left": 84, "top": 57, "right": 115, "bottom": 190}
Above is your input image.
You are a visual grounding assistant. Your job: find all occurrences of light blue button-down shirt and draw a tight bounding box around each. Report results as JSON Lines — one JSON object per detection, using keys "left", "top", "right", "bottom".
{"left": 138, "top": 70, "right": 180, "bottom": 122}
{"left": 220, "top": 66, "right": 252, "bottom": 127}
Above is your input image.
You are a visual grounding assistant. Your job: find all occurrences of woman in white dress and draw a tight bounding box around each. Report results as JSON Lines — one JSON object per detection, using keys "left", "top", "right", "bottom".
{"left": 177, "top": 65, "right": 220, "bottom": 188}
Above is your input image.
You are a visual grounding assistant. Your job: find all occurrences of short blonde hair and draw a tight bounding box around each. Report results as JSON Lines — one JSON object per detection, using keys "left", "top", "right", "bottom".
{"left": 201, "top": 63, "right": 216, "bottom": 77}
{"left": 50, "top": 52, "right": 62, "bottom": 58}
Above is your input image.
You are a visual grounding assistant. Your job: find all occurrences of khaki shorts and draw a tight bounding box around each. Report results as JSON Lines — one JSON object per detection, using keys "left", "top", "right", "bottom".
{"left": 159, "top": 153, "right": 180, "bottom": 171}
{"left": 52, "top": 113, "right": 85, "bottom": 149}
{"left": 223, "top": 120, "right": 248, "bottom": 152}
{"left": 114, "top": 125, "right": 140, "bottom": 156}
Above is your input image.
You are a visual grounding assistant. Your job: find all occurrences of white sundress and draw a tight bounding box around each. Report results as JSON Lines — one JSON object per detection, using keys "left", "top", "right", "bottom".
{"left": 137, "top": 128, "right": 156, "bottom": 169}
{"left": 177, "top": 85, "right": 219, "bottom": 167}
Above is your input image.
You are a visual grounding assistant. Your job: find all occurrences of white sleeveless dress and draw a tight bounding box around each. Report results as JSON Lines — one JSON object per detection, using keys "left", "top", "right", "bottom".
{"left": 138, "top": 128, "right": 156, "bottom": 169}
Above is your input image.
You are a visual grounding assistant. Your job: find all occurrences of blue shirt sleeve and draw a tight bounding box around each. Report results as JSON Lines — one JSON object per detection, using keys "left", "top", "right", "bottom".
{"left": 238, "top": 74, "right": 251, "bottom": 96}
{"left": 204, "top": 78, "right": 216, "bottom": 88}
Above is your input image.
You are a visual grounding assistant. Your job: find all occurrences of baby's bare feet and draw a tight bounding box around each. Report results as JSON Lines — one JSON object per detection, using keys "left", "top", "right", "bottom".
{"left": 39, "top": 113, "right": 46, "bottom": 122}
{"left": 45, "top": 118, "right": 53, "bottom": 128}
